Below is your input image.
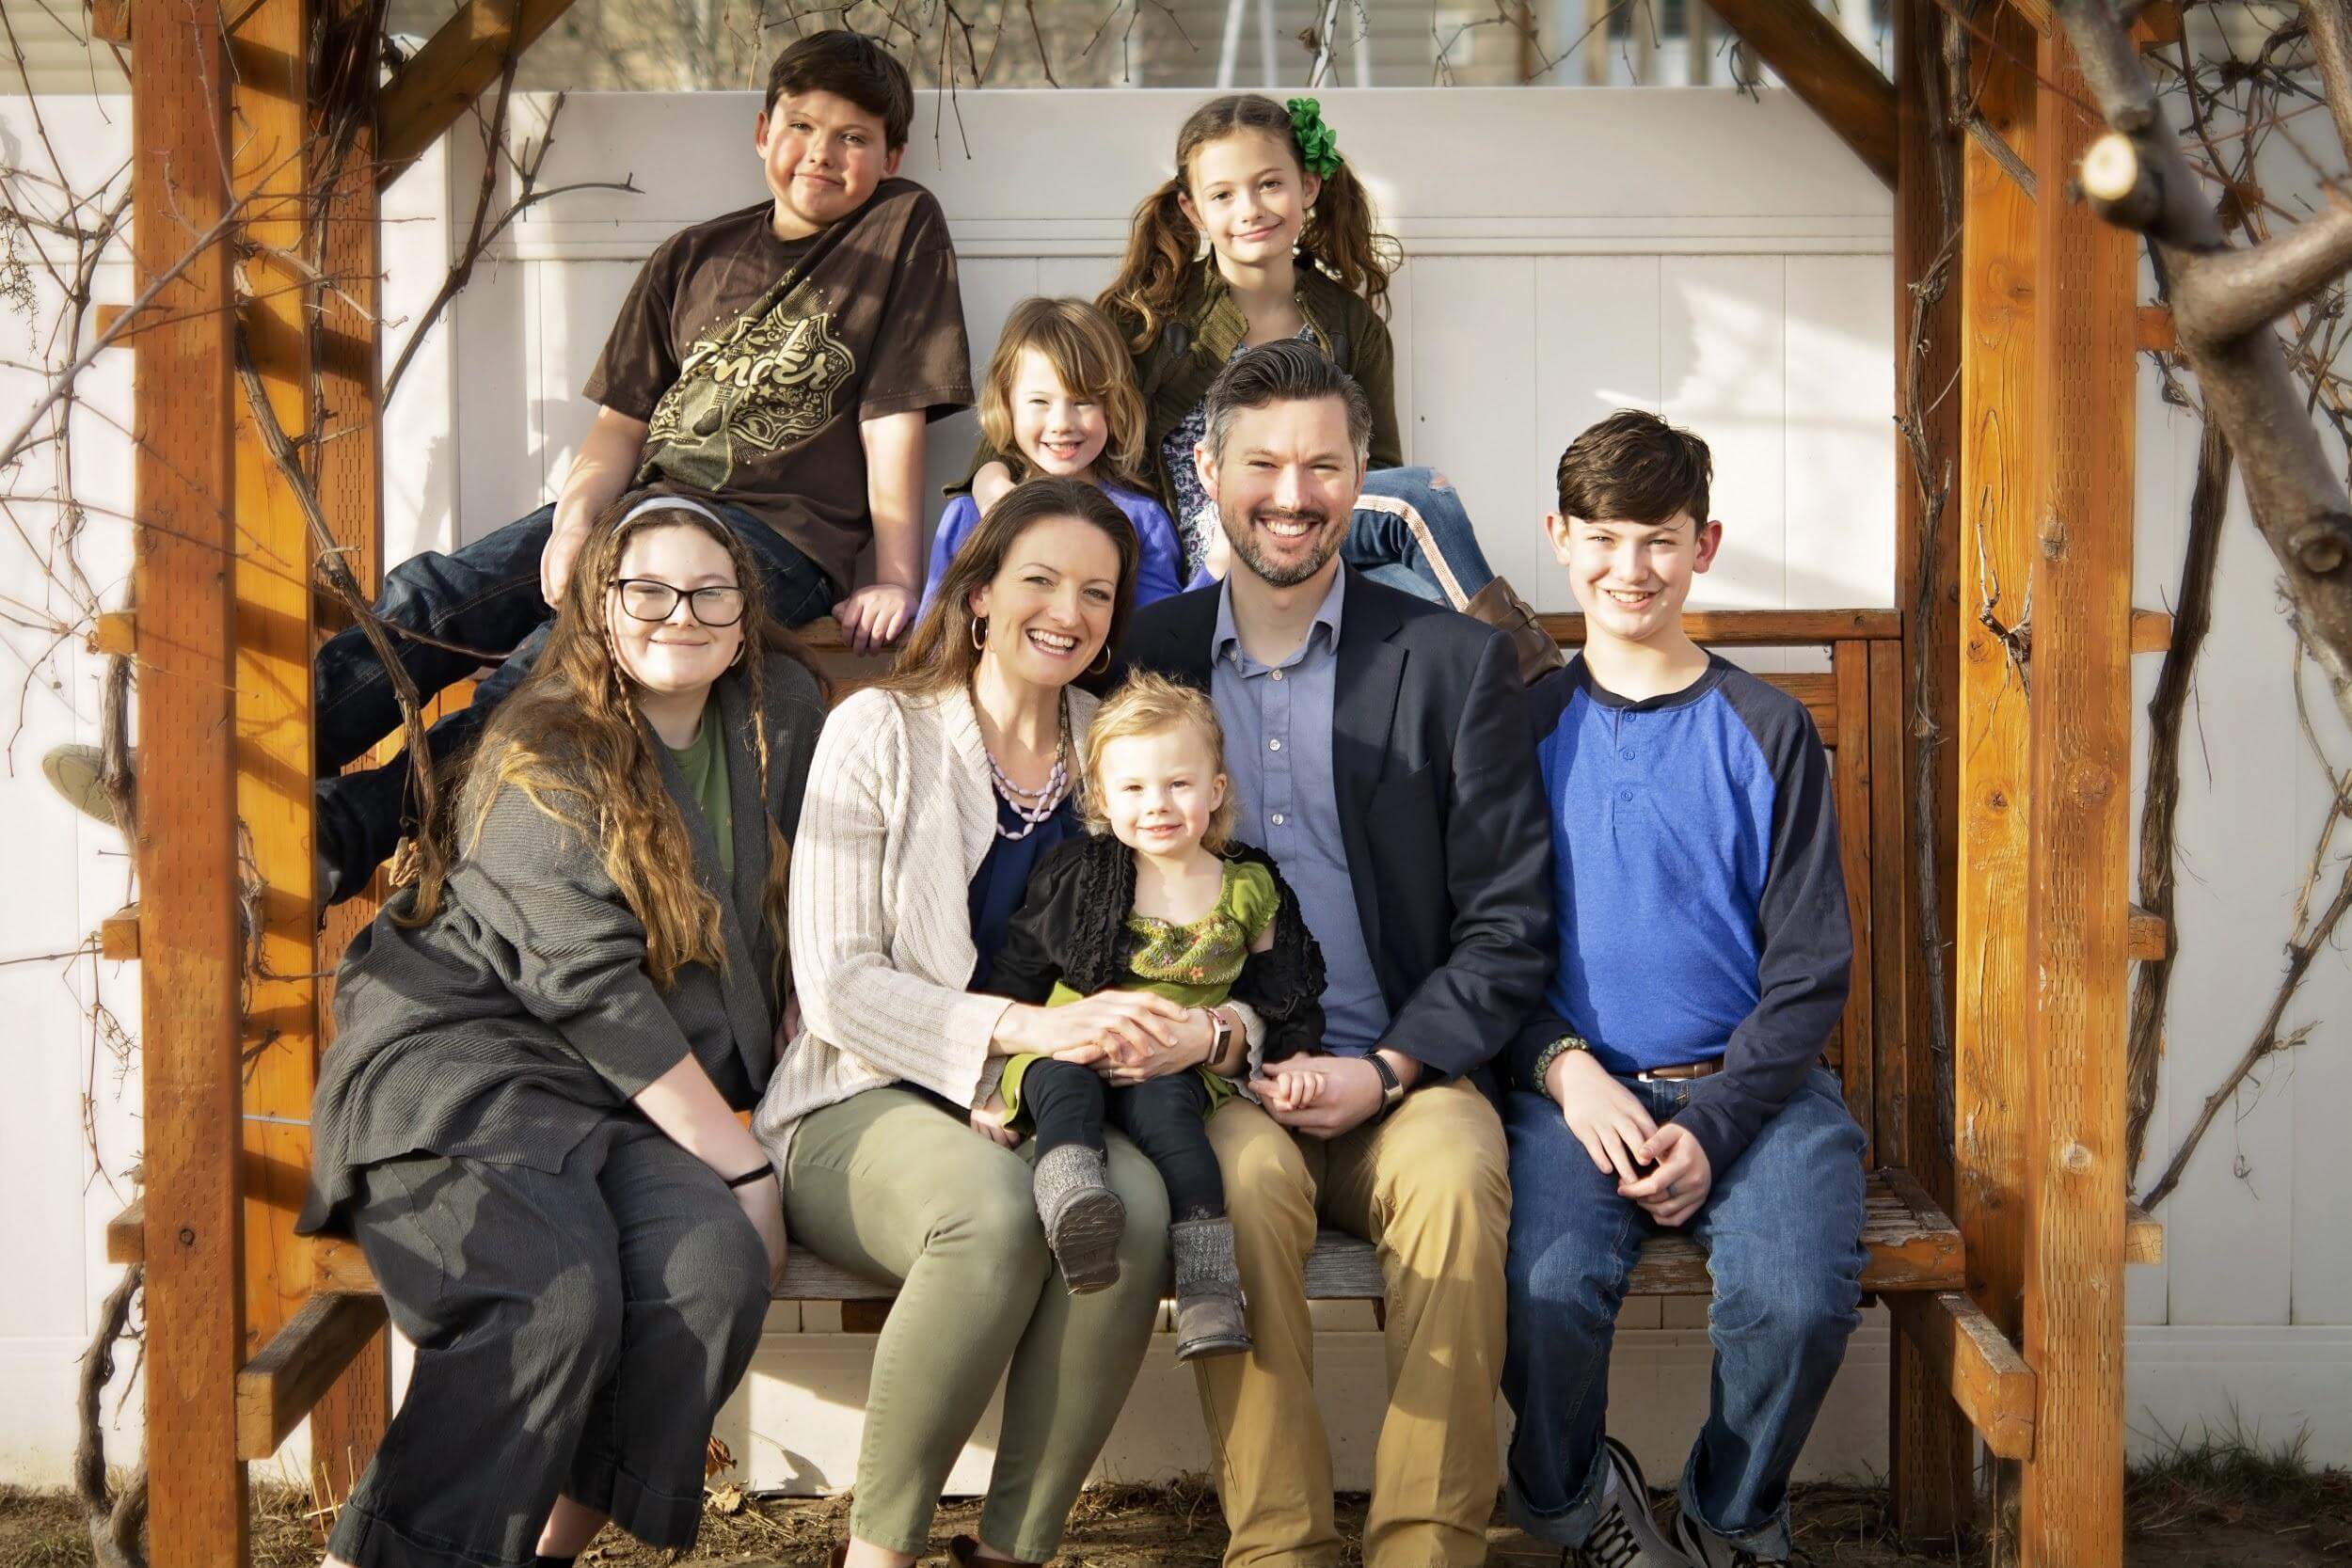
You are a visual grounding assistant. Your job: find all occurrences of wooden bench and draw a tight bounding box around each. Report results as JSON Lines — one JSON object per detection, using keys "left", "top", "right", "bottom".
{"left": 142, "top": 605, "right": 2110, "bottom": 1465}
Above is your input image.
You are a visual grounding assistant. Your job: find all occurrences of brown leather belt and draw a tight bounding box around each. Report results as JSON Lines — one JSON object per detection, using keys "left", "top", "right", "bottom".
{"left": 1633, "top": 1059, "right": 1724, "bottom": 1082}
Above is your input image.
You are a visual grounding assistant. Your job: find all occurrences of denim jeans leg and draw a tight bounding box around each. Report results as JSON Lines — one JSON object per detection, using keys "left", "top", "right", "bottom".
{"left": 1678, "top": 1069, "right": 1869, "bottom": 1559}
{"left": 314, "top": 504, "right": 558, "bottom": 773}
{"left": 1501, "top": 1086, "right": 1647, "bottom": 1548}
{"left": 1345, "top": 467, "right": 1501, "bottom": 610}
{"left": 715, "top": 503, "right": 841, "bottom": 629}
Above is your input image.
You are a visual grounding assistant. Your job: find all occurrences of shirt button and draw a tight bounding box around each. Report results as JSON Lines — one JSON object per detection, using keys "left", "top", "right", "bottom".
{"left": 1621, "top": 747, "right": 1636, "bottom": 760}
{"left": 1271, "top": 813, "right": 1286, "bottom": 826}
{"left": 1270, "top": 670, "right": 1284, "bottom": 681}
{"left": 1268, "top": 738, "right": 1282, "bottom": 752}
{"left": 1619, "top": 788, "right": 1635, "bottom": 802}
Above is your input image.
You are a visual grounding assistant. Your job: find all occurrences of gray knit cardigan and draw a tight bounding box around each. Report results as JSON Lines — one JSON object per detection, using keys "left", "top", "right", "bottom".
{"left": 299, "top": 653, "right": 824, "bottom": 1234}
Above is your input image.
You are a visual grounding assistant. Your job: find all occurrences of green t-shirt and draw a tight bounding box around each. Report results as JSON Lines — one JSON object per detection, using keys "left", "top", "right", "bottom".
{"left": 667, "top": 705, "right": 733, "bottom": 881}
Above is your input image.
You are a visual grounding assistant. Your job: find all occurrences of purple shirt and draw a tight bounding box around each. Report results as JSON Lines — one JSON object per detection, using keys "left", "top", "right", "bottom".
{"left": 923, "top": 480, "right": 1186, "bottom": 617}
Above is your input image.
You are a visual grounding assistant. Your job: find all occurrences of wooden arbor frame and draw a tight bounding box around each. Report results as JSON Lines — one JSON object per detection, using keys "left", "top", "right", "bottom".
{"left": 99, "top": 0, "right": 2165, "bottom": 1561}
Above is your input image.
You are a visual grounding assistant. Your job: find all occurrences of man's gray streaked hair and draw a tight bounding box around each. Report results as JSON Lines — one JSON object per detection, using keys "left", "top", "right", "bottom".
{"left": 1201, "top": 339, "right": 1374, "bottom": 467}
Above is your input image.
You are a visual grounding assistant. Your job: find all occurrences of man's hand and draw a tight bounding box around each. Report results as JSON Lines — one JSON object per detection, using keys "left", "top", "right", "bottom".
{"left": 1546, "top": 1047, "right": 1660, "bottom": 1185}
{"left": 1617, "top": 1122, "right": 1711, "bottom": 1228}
{"left": 833, "top": 581, "right": 917, "bottom": 655}
{"left": 1251, "top": 1054, "right": 1383, "bottom": 1138}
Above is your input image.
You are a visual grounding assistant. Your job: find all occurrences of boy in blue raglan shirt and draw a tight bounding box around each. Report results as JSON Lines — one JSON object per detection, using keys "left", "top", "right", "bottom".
{"left": 1501, "top": 410, "right": 1867, "bottom": 1568}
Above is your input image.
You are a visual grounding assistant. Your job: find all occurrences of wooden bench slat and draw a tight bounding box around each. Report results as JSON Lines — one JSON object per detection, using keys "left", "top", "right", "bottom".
{"left": 775, "top": 1166, "right": 1965, "bottom": 1306}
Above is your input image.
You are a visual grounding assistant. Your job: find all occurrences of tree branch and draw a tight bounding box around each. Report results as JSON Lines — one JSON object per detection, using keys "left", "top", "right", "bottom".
{"left": 2177, "top": 192, "right": 2352, "bottom": 347}
{"left": 2054, "top": 0, "right": 2352, "bottom": 732}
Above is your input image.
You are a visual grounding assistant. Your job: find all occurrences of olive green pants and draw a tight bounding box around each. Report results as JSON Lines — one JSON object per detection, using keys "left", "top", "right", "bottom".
{"left": 784, "top": 1086, "right": 1171, "bottom": 1561}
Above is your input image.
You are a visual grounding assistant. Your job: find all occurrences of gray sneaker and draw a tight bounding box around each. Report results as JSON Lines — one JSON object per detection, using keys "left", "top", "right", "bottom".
{"left": 1672, "top": 1508, "right": 1786, "bottom": 1567}
{"left": 1570, "top": 1437, "right": 1694, "bottom": 1568}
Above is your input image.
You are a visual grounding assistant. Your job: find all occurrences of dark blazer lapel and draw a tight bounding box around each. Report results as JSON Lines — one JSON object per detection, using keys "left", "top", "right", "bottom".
{"left": 1129, "top": 583, "right": 1223, "bottom": 689}
{"left": 1333, "top": 571, "right": 1409, "bottom": 972}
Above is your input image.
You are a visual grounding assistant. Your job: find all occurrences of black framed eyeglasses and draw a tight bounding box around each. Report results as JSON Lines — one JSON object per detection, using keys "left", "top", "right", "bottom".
{"left": 611, "top": 578, "right": 748, "bottom": 627}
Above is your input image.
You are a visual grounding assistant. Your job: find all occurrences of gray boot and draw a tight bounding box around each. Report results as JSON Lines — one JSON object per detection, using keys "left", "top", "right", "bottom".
{"left": 1032, "top": 1143, "right": 1125, "bottom": 1293}
{"left": 1170, "top": 1216, "right": 1251, "bottom": 1361}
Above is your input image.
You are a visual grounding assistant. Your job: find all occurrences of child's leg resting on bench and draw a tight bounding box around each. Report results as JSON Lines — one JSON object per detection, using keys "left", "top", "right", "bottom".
{"left": 1018, "top": 1058, "right": 1125, "bottom": 1293}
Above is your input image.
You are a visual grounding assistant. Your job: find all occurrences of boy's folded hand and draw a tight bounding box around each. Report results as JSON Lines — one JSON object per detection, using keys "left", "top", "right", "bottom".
{"left": 1620, "top": 1122, "right": 1711, "bottom": 1227}
{"left": 1546, "top": 1048, "right": 1659, "bottom": 1187}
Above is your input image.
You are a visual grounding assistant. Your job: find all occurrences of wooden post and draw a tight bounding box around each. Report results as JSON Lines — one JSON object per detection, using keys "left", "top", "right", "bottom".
{"left": 130, "top": 0, "right": 249, "bottom": 1558}
{"left": 2019, "top": 24, "right": 2133, "bottom": 1566}
{"left": 1887, "top": 0, "right": 1974, "bottom": 1537}
{"left": 307, "top": 0, "right": 394, "bottom": 1492}
{"left": 231, "top": 0, "right": 323, "bottom": 1378}
{"left": 1955, "top": 9, "right": 2039, "bottom": 1546}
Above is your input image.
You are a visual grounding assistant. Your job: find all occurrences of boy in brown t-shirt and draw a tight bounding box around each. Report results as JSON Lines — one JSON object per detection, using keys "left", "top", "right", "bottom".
{"left": 309, "top": 30, "right": 972, "bottom": 900}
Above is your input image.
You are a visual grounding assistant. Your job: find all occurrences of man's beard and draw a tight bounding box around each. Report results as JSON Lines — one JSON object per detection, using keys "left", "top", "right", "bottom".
{"left": 1223, "top": 503, "right": 1343, "bottom": 589}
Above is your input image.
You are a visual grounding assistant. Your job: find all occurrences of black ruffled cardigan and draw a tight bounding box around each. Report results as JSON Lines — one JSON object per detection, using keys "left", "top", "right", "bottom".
{"left": 989, "top": 830, "right": 1327, "bottom": 1066}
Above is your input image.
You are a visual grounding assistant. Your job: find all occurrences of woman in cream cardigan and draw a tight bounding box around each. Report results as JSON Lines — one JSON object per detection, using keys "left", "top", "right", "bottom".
{"left": 755, "top": 477, "right": 1253, "bottom": 1568}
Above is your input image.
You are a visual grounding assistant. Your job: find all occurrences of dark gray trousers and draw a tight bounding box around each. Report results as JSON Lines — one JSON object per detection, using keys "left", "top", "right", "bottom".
{"left": 326, "top": 1116, "right": 772, "bottom": 1568}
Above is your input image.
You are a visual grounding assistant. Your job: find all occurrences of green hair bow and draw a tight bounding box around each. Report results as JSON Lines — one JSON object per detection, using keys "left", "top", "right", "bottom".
{"left": 1285, "top": 97, "right": 1343, "bottom": 180}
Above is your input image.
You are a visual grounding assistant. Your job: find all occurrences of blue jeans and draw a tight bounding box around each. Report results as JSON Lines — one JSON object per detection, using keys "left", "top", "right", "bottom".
{"left": 1501, "top": 1069, "right": 1867, "bottom": 1560}
{"left": 312, "top": 501, "right": 835, "bottom": 897}
{"left": 1346, "top": 467, "right": 1500, "bottom": 608}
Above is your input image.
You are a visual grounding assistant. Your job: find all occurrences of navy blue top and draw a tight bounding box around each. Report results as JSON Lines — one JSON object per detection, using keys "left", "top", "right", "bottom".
{"left": 1507, "top": 653, "right": 1851, "bottom": 1173}
{"left": 968, "top": 792, "right": 1076, "bottom": 992}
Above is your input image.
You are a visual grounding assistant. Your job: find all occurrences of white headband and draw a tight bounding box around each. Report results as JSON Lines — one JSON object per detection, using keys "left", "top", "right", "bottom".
{"left": 618, "top": 493, "right": 732, "bottom": 532}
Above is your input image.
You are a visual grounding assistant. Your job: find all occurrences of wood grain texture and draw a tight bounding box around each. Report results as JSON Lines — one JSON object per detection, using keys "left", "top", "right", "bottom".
{"left": 1702, "top": 0, "right": 1899, "bottom": 184}
{"left": 130, "top": 0, "right": 250, "bottom": 1554}
{"left": 1887, "top": 0, "right": 1973, "bottom": 1536}
{"left": 1954, "top": 24, "right": 2042, "bottom": 1538}
{"left": 231, "top": 0, "right": 322, "bottom": 1375}
{"left": 2019, "top": 26, "right": 2134, "bottom": 1564}
{"left": 106, "top": 1199, "right": 145, "bottom": 1265}
{"left": 1833, "top": 641, "right": 1876, "bottom": 1156}
{"left": 1889, "top": 1291, "right": 2039, "bottom": 1460}
{"left": 234, "top": 1291, "right": 389, "bottom": 1460}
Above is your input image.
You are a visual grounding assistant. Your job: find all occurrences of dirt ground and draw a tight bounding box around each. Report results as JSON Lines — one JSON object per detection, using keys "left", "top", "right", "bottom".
{"left": 8, "top": 1458, "right": 2350, "bottom": 1568}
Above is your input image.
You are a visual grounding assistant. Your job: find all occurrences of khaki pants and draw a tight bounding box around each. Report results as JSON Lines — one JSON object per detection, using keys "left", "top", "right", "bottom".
{"left": 1193, "top": 1077, "right": 1510, "bottom": 1568}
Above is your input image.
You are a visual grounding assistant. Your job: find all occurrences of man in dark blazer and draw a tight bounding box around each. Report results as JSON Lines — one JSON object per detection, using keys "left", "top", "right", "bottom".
{"left": 1121, "top": 341, "right": 1554, "bottom": 1568}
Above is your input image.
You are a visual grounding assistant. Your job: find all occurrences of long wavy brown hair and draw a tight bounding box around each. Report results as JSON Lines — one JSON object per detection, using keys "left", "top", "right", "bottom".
{"left": 977, "top": 297, "right": 1150, "bottom": 491}
{"left": 880, "top": 476, "right": 1140, "bottom": 703}
{"left": 404, "top": 498, "right": 805, "bottom": 992}
{"left": 1100, "top": 93, "right": 1399, "bottom": 353}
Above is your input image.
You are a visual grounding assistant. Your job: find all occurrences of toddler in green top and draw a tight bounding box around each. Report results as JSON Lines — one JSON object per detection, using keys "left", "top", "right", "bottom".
{"left": 985, "top": 674, "right": 1327, "bottom": 1360}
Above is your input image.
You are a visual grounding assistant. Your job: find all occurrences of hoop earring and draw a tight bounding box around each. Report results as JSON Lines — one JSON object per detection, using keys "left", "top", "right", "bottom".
{"left": 970, "top": 616, "right": 989, "bottom": 652}
{"left": 1089, "top": 644, "right": 1112, "bottom": 675}
{"left": 728, "top": 640, "right": 745, "bottom": 669}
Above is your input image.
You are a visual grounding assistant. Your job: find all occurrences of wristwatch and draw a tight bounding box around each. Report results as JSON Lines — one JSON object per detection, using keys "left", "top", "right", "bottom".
{"left": 1207, "top": 1008, "right": 1235, "bottom": 1071}
{"left": 1368, "top": 1051, "right": 1406, "bottom": 1113}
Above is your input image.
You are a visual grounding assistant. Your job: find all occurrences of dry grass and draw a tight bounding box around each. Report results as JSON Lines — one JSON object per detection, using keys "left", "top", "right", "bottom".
{"left": 6, "top": 1446, "right": 2350, "bottom": 1568}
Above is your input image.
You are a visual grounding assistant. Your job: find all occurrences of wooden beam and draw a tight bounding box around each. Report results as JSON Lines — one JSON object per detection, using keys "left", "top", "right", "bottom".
{"left": 100, "top": 905, "right": 140, "bottom": 960}
{"left": 2019, "top": 25, "right": 2134, "bottom": 1564}
{"left": 1534, "top": 608, "right": 1902, "bottom": 646}
{"left": 2136, "top": 304, "right": 2177, "bottom": 353}
{"left": 1696, "top": 0, "right": 1899, "bottom": 185}
{"left": 231, "top": 0, "right": 323, "bottom": 1378}
{"left": 308, "top": 0, "right": 397, "bottom": 1482}
{"left": 234, "top": 1291, "right": 389, "bottom": 1460}
{"left": 2127, "top": 903, "right": 2169, "bottom": 960}
{"left": 2131, "top": 0, "right": 2184, "bottom": 51}
{"left": 106, "top": 1200, "right": 145, "bottom": 1265}
{"left": 2125, "top": 1202, "right": 2164, "bottom": 1264}
{"left": 1886, "top": 0, "right": 1972, "bottom": 1536}
{"left": 375, "top": 0, "right": 580, "bottom": 185}
{"left": 2008, "top": 0, "right": 2052, "bottom": 33}
{"left": 2132, "top": 608, "right": 2173, "bottom": 653}
{"left": 1832, "top": 641, "right": 1876, "bottom": 1158}
{"left": 93, "top": 610, "right": 136, "bottom": 656}
{"left": 1890, "top": 1291, "right": 2040, "bottom": 1460}
{"left": 1953, "top": 13, "right": 2039, "bottom": 1539}
{"left": 90, "top": 0, "right": 129, "bottom": 42}
{"left": 129, "top": 0, "right": 249, "bottom": 1555}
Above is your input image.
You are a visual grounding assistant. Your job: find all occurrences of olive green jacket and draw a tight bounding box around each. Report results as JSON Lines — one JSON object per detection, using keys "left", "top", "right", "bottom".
{"left": 963, "top": 261, "right": 1401, "bottom": 522}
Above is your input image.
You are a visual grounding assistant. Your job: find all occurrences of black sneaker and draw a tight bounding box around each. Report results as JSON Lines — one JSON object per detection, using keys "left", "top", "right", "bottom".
{"left": 1572, "top": 1437, "right": 1695, "bottom": 1567}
